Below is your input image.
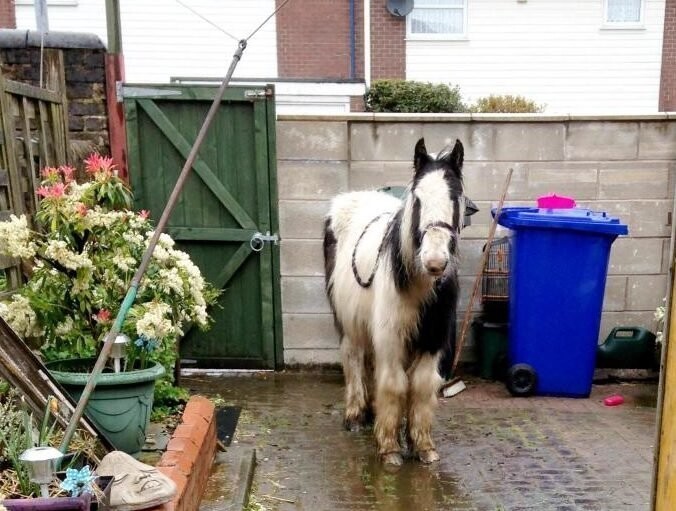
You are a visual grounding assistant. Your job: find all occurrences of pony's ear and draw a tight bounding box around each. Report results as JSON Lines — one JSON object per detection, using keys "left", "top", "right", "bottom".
{"left": 413, "top": 138, "right": 428, "bottom": 174}
{"left": 440, "top": 139, "right": 464, "bottom": 177}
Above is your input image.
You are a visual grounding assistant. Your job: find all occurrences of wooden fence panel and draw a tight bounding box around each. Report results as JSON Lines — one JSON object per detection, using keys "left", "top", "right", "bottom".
{"left": 0, "top": 49, "right": 69, "bottom": 296}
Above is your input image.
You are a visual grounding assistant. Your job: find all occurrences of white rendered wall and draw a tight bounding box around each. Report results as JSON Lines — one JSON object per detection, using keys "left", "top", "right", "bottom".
{"left": 405, "top": 0, "right": 666, "bottom": 113}
{"left": 15, "top": 0, "right": 278, "bottom": 83}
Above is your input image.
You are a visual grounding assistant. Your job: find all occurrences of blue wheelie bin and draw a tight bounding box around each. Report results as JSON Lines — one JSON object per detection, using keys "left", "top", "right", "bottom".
{"left": 495, "top": 207, "right": 628, "bottom": 398}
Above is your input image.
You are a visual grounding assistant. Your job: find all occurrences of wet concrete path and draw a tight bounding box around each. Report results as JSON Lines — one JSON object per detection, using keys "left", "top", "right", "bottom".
{"left": 186, "top": 372, "right": 657, "bottom": 511}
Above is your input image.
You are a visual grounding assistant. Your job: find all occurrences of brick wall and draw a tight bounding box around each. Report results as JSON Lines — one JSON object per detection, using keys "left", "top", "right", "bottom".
{"left": 660, "top": 0, "right": 676, "bottom": 111}
{"left": 156, "top": 396, "right": 216, "bottom": 511}
{"left": 276, "top": 114, "right": 675, "bottom": 365}
{"left": 0, "top": 0, "right": 15, "bottom": 29}
{"left": 0, "top": 43, "right": 110, "bottom": 161}
{"left": 276, "top": 0, "right": 353, "bottom": 79}
{"left": 370, "top": 1, "right": 405, "bottom": 80}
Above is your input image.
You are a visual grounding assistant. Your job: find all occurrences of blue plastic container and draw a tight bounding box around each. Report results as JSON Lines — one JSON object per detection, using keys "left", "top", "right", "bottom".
{"left": 496, "top": 207, "right": 628, "bottom": 397}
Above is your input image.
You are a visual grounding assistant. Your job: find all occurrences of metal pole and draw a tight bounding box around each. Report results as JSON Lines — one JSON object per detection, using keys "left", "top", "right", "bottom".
{"left": 59, "top": 40, "right": 248, "bottom": 453}
{"left": 105, "top": 0, "right": 123, "bottom": 55}
{"left": 35, "top": 0, "right": 48, "bottom": 33}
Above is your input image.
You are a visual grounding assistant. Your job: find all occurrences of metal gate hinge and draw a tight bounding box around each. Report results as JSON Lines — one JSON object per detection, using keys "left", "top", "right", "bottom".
{"left": 250, "top": 231, "right": 280, "bottom": 252}
{"left": 244, "top": 89, "right": 272, "bottom": 100}
{"left": 117, "top": 83, "right": 183, "bottom": 102}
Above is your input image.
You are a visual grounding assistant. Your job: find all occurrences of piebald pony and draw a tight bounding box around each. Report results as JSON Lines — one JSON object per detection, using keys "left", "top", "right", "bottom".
{"left": 323, "top": 138, "right": 466, "bottom": 466}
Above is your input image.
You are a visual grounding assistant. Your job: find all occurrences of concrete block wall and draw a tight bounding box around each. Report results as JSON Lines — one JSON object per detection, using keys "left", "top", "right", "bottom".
{"left": 277, "top": 114, "right": 676, "bottom": 365}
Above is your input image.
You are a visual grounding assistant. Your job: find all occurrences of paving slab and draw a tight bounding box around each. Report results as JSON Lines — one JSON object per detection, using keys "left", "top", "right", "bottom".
{"left": 188, "top": 372, "right": 656, "bottom": 511}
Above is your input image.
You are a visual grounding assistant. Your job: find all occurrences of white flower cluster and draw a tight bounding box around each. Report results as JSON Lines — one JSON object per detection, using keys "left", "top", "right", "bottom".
{"left": 123, "top": 231, "right": 145, "bottom": 247}
{"left": 655, "top": 298, "right": 666, "bottom": 344}
{"left": 173, "top": 250, "right": 209, "bottom": 313}
{"left": 136, "top": 302, "right": 175, "bottom": 340}
{"left": 44, "top": 240, "right": 93, "bottom": 270}
{"left": 112, "top": 254, "right": 137, "bottom": 272}
{"left": 157, "top": 268, "right": 184, "bottom": 297}
{"left": 83, "top": 208, "right": 127, "bottom": 230}
{"left": 67, "top": 182, "right": 92, "bottom": 201}
{"left": 0, "top": 215, "right": 36, "bottom": 259}
{"left": 54, "top": 316, "right": 74, "bottom": 336}
{"left": 0, "top": 295, "right": 43, "bottom": 338}
{"left": 145, "top": 231, "right": 176, "bottom": 263}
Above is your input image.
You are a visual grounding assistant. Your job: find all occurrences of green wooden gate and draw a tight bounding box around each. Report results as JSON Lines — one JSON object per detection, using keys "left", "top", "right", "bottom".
{"left": 123, "top": 84, "right": 282, "bottom": 369}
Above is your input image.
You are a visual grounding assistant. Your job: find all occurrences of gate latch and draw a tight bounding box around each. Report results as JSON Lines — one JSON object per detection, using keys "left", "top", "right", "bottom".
{"left": 250, "top": 231, "right": 280, "bottom": 252}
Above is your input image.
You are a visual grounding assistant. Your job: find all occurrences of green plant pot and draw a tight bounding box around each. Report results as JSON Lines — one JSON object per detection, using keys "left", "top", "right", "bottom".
{"left": 46, "top": 359, "right": 165, "bottom": 456}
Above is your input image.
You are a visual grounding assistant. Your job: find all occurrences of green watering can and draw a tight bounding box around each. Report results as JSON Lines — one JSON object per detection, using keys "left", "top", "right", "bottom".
{"left": 596, "top": 327, "right": 658, "bottom": 370}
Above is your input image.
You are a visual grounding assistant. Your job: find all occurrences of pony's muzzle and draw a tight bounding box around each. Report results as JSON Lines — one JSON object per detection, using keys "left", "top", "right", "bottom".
{"left": 424, "top": 258, "right": 448, "bottom": 276}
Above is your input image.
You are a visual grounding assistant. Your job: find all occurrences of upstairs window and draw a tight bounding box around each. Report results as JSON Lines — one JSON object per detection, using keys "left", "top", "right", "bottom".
{"left": 604, "top": 0, "right": 644, "bottom": 27}
{"left": 407, "top": 0, "right": 467, "bottom": 40}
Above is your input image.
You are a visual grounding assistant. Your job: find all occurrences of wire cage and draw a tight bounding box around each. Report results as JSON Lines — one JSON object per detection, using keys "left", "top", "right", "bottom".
{"left": 482, "top": 236, "right": 510, "bottom": 303}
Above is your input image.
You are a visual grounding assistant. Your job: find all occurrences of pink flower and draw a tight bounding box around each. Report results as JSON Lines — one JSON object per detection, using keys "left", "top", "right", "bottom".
{"left": 84, "top": 153, "right": 103, "bottom": 174}
{"left": 94, "top": 309, "right": 111, "bottom": 323}
{"left": 84, "top": 153, "right": 116, "bottom": 176}
{"left": 75, "top": 203, "right": 88, "bottom": 216}
{"left": 59, "top": 165, "right": 76, "bottom": 182}
{"left": 40, "top": 166, "right": 59, "bottom": 179}
{"left": 139, "top": 210, "right": 150, "bottom": 220}
{"left": 36, "top": 183, "right": 66, "bottom": 199}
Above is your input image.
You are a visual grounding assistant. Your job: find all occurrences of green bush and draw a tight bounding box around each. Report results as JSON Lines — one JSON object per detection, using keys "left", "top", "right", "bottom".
{"left": 365, "top": 79, "right": 465, "bottom": 113}
{"left": 470, "top": 94, "right": 544, "bottom": 113}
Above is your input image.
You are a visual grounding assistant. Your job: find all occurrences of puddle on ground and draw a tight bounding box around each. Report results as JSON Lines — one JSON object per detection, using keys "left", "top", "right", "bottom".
{"left": 344, "top": 454, "right": 473, "bottom": 510}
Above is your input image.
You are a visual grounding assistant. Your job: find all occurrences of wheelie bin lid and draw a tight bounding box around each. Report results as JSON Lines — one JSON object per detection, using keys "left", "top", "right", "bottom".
{"left": 493, "top": 207, "right": 629, "bottom": 236}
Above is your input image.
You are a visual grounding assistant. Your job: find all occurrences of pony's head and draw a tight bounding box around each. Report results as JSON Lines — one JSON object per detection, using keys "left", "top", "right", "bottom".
{"left": 409, "top": 137, "right": 465, "bottom": 278}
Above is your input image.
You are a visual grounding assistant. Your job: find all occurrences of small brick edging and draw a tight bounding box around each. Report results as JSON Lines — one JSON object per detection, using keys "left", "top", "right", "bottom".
{"left": 153, "top": 396, "right": 217, "bottom": 511}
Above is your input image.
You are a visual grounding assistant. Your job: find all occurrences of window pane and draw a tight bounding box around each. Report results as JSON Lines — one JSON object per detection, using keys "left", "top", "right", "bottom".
{"left": 410, "top": 8, "right": 464, "bottom": 34}
{"left": 607, "top": 0, "right": 641, "bottom": 22}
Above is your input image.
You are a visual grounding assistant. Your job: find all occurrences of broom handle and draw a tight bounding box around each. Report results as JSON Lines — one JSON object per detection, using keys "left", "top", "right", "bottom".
{"left": 451, "top": 168, "right": 514, "bottom": 375}
{"left": 58, "top": 41, "right": 248, "bottom": 454}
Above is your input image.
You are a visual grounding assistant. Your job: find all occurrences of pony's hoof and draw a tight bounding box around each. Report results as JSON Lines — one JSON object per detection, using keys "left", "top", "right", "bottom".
{"left": 381, "top": 452, "right": 404, "bottom": 467}
{"left": 344, "top": 417, "right": 364, "bottom": 432}
{"left": 418, "top": 449, "right": 440, "bottom": 464}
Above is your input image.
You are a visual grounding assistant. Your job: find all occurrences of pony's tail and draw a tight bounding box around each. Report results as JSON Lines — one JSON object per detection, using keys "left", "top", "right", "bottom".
{"left": 323, "top": 216, "right": 344, "bottom": 337}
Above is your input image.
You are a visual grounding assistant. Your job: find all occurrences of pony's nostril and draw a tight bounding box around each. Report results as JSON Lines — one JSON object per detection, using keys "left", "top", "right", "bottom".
{"left": 426, "top": 260, "right": 447, "bottom": 274}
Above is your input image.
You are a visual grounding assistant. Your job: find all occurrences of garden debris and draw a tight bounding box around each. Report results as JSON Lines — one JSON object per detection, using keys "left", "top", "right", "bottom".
{"left": 0, "top": 317, "right": 113, "bottom": 452}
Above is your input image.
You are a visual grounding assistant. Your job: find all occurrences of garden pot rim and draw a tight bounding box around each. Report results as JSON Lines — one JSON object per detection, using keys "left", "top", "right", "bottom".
{"left": 46, "top": 358, "right": 165, "bottom": 386}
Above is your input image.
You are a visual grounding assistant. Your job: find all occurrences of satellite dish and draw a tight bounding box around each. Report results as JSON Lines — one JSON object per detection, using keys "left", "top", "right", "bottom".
{"left": 386, "top": 0, "right": 414, "bottom": 17}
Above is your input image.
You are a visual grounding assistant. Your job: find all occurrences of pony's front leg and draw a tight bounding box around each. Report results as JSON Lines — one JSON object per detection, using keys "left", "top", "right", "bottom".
{"left": 341, "top": 335, "right": 370, "bottom": 431}
{"left": 408, "top": 352, "right": 443, "bottom": 463}
{"left": 373, "top": 329, "right": 407, "bottom": 466}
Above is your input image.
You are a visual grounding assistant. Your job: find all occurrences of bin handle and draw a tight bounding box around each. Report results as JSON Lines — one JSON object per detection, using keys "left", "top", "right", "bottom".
{"left": 609, "top": 327, "right": 641, "bottom": 340}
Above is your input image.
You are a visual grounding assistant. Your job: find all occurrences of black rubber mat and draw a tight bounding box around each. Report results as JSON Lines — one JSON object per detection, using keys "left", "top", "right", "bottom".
{"left": 216, "top": 406, "right": 241, "bottom": 446}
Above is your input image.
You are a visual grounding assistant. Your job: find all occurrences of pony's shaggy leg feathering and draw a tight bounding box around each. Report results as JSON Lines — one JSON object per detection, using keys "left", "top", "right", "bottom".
{"left": 373, "top": 326, "right": 408, "bottom": 466}
{"left": 407, "top": 352, "right": 443, "bottom": 463}
{"left": 341, "top": 334, "right": 370, "bottom": 431}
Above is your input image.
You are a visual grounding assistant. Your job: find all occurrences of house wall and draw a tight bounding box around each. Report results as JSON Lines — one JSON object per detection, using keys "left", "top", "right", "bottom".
{"left": 275, "top": 0, "right": 353, "bottom": 79}
{"left": 661, "top": 0, "right": 676, "bottom": 110}
{"left": 0, "top": 0, "right": 15, "bottom": 28}
{"left": 406, "top": 0, "right": 666, "bottom": 113}
{"left": 276, "top": 114, "right": 676, "bottom": 365}
{"left": 14, "top": 0, "right": 278, "bottom": 83}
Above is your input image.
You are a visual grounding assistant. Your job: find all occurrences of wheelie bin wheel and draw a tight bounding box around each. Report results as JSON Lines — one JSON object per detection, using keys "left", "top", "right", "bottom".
{"left": 506, "top": 363, "right": 537, "bottom": 397}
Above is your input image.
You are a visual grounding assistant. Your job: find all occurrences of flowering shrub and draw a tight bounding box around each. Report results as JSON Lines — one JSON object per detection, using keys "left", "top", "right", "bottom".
{"left": 0, "top": 155, "right": 218, "bottom": 406}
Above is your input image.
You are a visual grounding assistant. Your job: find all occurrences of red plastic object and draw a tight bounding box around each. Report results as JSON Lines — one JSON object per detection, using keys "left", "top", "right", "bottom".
{"left": 603, "top": 395, "right": 625, "bottom": 407}
{"left": 537, "top": 194, "right": 576, "bottom": 209}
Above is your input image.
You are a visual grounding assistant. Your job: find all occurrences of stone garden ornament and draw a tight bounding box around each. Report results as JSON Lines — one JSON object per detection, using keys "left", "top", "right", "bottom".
{"left": 96, "top": 451, "right": 176, "bottom": 510}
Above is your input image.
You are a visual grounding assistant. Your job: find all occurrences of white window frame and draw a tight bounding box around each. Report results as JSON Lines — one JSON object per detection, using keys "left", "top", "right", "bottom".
{"left": 15, "top": 0, "right": 78, "bottom": 5}
{"left": 601, "top": 0, "right": 645, "bottom": 29}
{"left": 406, "top": 0, "right": 468, "bottom": 41}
